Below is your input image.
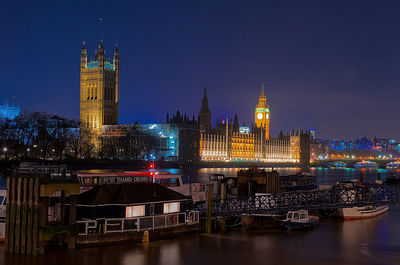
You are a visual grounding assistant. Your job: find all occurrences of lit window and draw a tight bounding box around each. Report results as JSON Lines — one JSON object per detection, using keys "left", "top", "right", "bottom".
{"left": 163, "top": 202, "right": 180, "bottom": 214}
{"left": 126, "top": 205, "right": 145, "bottom": 218}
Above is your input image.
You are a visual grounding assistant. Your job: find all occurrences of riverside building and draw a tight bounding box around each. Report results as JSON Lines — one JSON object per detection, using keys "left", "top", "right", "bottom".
{"left": 199, "top": 86, "right": 310, "bottom": 166}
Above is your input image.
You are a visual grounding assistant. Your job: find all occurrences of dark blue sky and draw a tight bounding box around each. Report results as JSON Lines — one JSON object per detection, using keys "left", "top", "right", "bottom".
{"left": 1, "top": 0, "right": 400, "bottom": 139}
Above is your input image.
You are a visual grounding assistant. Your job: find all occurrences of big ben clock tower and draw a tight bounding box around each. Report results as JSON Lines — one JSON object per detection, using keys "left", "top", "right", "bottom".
{"left": 255, "top": 84, "right": 270, "bottom": 140}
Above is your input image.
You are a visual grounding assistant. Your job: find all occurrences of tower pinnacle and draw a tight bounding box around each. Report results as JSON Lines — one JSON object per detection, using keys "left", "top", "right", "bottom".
{"left": 198, "top": 86, "right": 212, "bottom": 132}
{"left": 261, "top": 83, "right": 265, "bottom": 98}
{"left": 99, "top": 17, "right": 103, "bottom": 44}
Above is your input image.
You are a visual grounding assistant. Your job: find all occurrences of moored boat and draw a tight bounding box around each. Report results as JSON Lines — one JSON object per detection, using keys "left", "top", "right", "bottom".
{"left": 354, "top": 160, "right": 378, "bottom": 168}
{"left": 281, "top": 210, "right": 319, "bottom": 230}
{"left": 338, "top": 205, "right": 389, "bottom": 220}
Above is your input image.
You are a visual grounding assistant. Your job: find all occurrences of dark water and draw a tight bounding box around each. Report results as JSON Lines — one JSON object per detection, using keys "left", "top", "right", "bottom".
{"left": 1, "top": 168, "right": 400, "bottom": 265}
{"left": 177, "top": 167, "right": 395, "bottom": 185}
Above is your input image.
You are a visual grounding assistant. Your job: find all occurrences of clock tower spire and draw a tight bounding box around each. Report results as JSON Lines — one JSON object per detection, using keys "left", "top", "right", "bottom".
{"left": 255, "top": 84, "right": 270, "bottom": 140}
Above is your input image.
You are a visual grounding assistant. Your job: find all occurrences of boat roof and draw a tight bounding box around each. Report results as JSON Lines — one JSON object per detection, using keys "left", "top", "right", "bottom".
{"left": 288, "top": 210, "right": 308, "bottom": 214}
{"left": 77, "top": 182, "right": 188, "bottom": 206}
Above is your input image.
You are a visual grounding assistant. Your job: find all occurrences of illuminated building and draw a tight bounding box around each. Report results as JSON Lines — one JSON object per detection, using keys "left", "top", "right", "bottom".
{"left": 310, "top": 128, "right": 315, "bottom": 140}
{"left": 231, "top": 132, "right": 255, "bottom": 160}
{"left": 239, "top": 126, "right": 250, "bottom": 134}
{"left": 0, "top": 102, "right": 20, "bottom": 120}
{"left": 254, "top": 84, "right": 270, "bottom": 140}
{"left": 102, "top": 112, "right": 199, "bottom": 162}
{"left": 80, "top": 39, "right": 119, "bottom": 138}
{"left": 200, "top": 118, "right": 229, "bottom": 160}
{"left": 198, "top": 86, "right": 310, "bottom": 165}
{"left": 200, "top": 133, "right": 229, "bottom": 161}
{"left": 102, "top": 124, "right": 178, "bottom": 161}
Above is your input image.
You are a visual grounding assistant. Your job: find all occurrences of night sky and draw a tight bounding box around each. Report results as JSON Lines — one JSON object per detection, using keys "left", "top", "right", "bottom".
{"left": 1, "top": 0, "right": 400, "bottom": 139}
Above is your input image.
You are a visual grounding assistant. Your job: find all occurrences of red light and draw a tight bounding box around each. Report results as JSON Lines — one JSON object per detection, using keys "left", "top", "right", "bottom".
{"left": 150, "top": 172, "right": 154, "bottom": 175}
{"left": 149, "top": 164, "right": 153, "bottom": 169}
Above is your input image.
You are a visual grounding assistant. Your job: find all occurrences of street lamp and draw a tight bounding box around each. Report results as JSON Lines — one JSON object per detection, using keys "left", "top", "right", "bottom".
{"left": 3, "top": 147, "right": 8, "bottom": 160}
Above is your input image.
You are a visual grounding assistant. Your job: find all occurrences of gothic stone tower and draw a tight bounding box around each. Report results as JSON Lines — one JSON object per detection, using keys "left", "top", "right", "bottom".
{"left": 198, "top": 86, "right": 212, "bottom": 132}
{"left": 80, "top": 40, "right": 119, "bottom": 137}
{"left": 255, "top": 84, "right": 270, "bottom": 140}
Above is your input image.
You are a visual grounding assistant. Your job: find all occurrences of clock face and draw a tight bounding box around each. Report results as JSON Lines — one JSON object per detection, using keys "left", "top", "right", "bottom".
{"left": 257, "top": 113, "right": 263, "bottom": 120}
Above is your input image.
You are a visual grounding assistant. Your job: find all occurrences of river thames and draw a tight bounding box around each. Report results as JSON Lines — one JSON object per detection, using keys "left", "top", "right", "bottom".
{"left": 1, "top": 167, "right": 400, "bottom": 265}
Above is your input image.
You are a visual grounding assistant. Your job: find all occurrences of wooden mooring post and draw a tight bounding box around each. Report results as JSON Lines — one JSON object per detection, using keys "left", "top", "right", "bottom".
{"left": 4, "top": 176, "right": 40, "bottom": 255}
{"left": 4, "top": 174, "right": 79, "bottom": 255}
{"left": 220, "top": 183, "right": 226, "bottom": 232}
{"left": 206, "top": 183, "right": 213, "bottom": 234}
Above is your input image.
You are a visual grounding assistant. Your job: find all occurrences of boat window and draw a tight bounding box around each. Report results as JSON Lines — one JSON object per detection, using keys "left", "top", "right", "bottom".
{"left": 300, "top": 213, "right": 306, "bottom": 219}
{"left": 126, "top": 205, "right": 145, "bottom": 218}
{"left": 156, "top": 178, "right": 181, "bottom": 187}
{"left": 293, "top": 213, "right": 299, "bottom": 219}
{"left": 84, "top": 177, "right": 92, "bottom": 185}
{"left": 0, "top": 196, "right": 4, "bottom": 205}
{"left": 169, "top": 178, "right": 180, "bottom": 187}
{"left": 287, "top": 213, "right": 293, "bottom": 219}
{"left": 164, "top": 202, "right": 180, "bottom": 214}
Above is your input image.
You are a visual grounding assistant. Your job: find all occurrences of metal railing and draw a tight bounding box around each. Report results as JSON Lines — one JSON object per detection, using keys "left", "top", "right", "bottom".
{"left": 195, "top": 184, "right": 395, "bottom": 217}
{"left": 77, "top": 211, "right": 200, "bottom": 235}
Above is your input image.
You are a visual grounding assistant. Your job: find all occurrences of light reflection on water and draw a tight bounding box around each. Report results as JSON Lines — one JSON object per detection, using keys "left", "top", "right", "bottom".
{"left": 2, "top": 206, "right": 399, "bottom": 265}
{"left": 1, "top": 168, "right": 400, "bottom": 264}
{"left": 164, "top": 167, "right": 395, "bottom": 185}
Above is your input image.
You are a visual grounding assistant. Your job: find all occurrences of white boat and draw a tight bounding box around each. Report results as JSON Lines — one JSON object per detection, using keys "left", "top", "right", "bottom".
{"left": 281, "top": 210, "right": 319, "bottom": 230}
{"left": 386, "top": 161, "right": 400, "bottom": 169}
{"left": 0, "top": 189, "right": 6, "bottom": 243}
{"left": 338, "top": 205, "right": 389, "bottom": 220}
{"left": 354, "top": 161, "right": 378, "bottom": 168}
{"left": 335, "top": 181, "right": 390, "bottom": 220}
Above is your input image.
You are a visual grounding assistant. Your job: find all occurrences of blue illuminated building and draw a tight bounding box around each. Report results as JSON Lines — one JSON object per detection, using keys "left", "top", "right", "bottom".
{"left": 86, "top": 60, "right": 115, "bottom": 71}
{"left": 239, "top": 126, "right": 250, "bottom": 134}
{"left": 0, "top": 102, "right": 20, "bottom": 120}
{"left": 138, "top": 124, "right": 178, "bottom": 160}
{"left": 102, "top": 123, "right": 179, "bottom": 161}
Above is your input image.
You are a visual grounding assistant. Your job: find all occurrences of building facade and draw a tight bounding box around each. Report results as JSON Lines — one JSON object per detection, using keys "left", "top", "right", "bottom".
{"left": 0, "top": 102, "right": 20, "bottom": 120}
{"left": 200, "top": 127, "right": 306, "bottom": 164}
{"left": 102, "top": 112, "right": 200, "bottom": 162}
{"left": 80, "top": 40, "right": 119, "bottom": 137}
{"left": 198, "top": 85, "right": 310, "bottom": 165}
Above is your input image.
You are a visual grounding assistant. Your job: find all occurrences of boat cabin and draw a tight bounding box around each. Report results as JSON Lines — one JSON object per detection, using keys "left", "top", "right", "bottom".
{"left": 286, "top": 210, "right": 309, "bottom": 223}
{"left": 76, "top": 182, "right": 199, "bottom": 235}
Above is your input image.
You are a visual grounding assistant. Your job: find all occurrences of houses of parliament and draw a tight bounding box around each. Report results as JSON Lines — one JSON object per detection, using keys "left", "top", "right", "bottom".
{"left": 79, "top": 37, "right": 309, "bottom": 166}
{"left": 198, "top": 85, "right": 310, "bottom": 167}
{"left": 79, "top": 38, "right": 119, "bottom": 137}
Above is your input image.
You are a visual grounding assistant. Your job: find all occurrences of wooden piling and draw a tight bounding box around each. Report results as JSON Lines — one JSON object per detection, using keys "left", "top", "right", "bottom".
{"left": 206, "top": 183, "right": 213, "bottom": 234}
{"left": 15, "top": 177, "right": 22, "bottom": 254}
{"left": 69, "top": 195, "right": 77, "bottom": 225}
{"left": 21, "top": 177, "right": 28, "bottom": 254}
{"left": 27, "top": 178, "right": 34, "bottom": 255}
{"left": 32, "top": 177, "right": 40, "bottom": 255}
{"left": 220, "top": 183, "right": 226, "bottom": 232}
{"left": 4, "top": 176, "right": 10, "bottom": 252}
{"left": 8, "top": 177, "right": 16, "bottom": 253}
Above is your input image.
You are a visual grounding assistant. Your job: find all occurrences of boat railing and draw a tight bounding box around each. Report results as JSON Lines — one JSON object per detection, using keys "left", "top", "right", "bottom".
{"left": 77, "top": 211, "right": 200, "bottom": 235}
